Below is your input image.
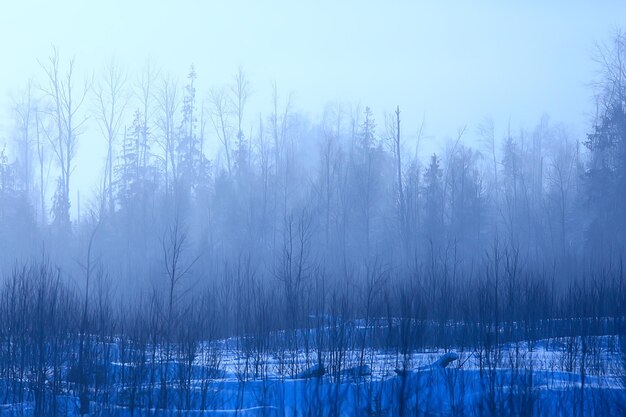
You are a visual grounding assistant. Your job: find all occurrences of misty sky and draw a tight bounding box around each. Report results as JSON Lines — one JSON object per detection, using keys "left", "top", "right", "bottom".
{"left": 1, "top": 0, "right": 624, "bottom": 211}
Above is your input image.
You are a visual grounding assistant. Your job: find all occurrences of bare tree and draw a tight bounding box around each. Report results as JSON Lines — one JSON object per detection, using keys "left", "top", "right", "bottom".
{"left": 592, "top": 29, "right": 626, "bottom": 115}
{"left": 35, "top": 108, "right": 49, "bottom": 225}
{"left": 11, "top": 80, "right": 36, "bottom": 199}
{"left": 477, "top": 117, "right": 499, "bottom": 206}
{"left": 544, "top": 127, "right": 577, "bottom": 257}
{"left": 269, "top": 82, "right": 293, "bottom": 247}
{"left": 162, "top": 213, "right": 198, "bottom": 336}
{"left": 94, "top": 58, "right": 128, "bottom": 216}
{"left": 38, "top": 47, "right": 90, "bottom": 229}
{"left": 155, "top": 74, "right": 179, "bottom": 194}
{"left": 158, "top": 213, "right": 199, "bottom": 411}
{"left": 386, "top": 106, "right": 407, "bottom": 255}
{"left": 136, "top": 61, "right": 158, "bottom": 174}
{"left": 230, "top": 67, "right": 252, "bottom": 169}
{"left": 75, "top": 213, "right": 102, "bottom": 415}
{"left": 209, "top": 87, "right": 234, "bottom": 175}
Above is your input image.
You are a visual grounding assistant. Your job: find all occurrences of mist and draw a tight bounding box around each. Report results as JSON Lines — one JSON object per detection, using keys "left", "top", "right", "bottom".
{"left": 0, "top": 1, "right": 625, "bottom": 416}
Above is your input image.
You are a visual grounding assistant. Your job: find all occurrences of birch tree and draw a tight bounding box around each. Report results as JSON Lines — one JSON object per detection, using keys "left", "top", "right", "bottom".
{"left": 39, "top": 47, "right": 90, "bottom": 230}
{"left": 94, "top": 58, "right": 128, "bottom": 216}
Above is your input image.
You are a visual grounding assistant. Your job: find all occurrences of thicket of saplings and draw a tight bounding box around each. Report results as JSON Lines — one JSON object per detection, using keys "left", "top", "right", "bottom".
{"left": 0, "top": 245, "right": 623, "bottom": 415}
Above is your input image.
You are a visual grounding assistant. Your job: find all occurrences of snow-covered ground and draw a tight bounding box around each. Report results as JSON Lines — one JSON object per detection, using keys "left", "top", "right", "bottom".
{"left": 0, "top": 332, "right": 624, "bottom": 416}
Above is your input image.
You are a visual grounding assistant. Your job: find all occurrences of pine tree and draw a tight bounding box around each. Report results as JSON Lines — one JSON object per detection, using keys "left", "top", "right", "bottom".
{"left": 584, "top": 101, "right": 626, "bottom": 253}
{"left": 422, "top": 154, "right": 444, "bottom": 246}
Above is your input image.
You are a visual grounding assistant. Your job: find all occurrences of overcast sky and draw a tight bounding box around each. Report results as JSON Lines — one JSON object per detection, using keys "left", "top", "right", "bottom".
{"left": 0, "top": 1, "right": 624, "bottom": 210}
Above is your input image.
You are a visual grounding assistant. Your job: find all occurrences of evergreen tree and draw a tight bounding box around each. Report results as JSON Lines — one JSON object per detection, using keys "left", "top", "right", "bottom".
{"left": 584, "top": 101, "right": 626, "bottom": 254}
{"left": 422, "top": 154, "right": 444, "bottom": 248}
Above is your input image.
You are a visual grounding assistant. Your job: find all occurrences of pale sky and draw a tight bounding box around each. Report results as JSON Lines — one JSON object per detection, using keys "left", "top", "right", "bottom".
{"left": 0, "top": 0, "right": 624, "bottom": 214}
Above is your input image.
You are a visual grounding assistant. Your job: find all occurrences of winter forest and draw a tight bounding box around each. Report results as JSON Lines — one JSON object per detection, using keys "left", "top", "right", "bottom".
{"left": 0, "top": 2, "right": 625, "bottom": 416}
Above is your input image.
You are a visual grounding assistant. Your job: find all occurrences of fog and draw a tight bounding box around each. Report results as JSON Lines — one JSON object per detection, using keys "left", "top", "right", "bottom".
{"left": 2, "top": 1, "right": 625, "bottom": 207}
{"left": 0, "top": 2, "right": 625, "bottom": 416}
